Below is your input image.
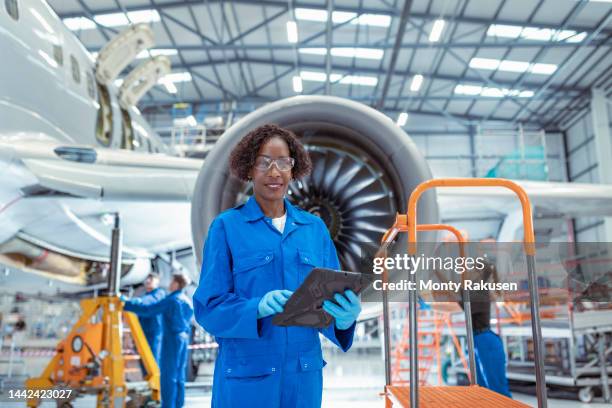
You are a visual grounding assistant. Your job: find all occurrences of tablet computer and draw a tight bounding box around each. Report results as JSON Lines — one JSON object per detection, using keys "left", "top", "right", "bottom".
{"left": 272, "top": 268, "right": 374, "bottom": 328}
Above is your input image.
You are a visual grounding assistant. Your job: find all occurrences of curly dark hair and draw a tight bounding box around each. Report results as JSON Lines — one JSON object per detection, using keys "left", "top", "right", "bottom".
{"left": 229, "top": 124, "right": 312, "bottom": 181}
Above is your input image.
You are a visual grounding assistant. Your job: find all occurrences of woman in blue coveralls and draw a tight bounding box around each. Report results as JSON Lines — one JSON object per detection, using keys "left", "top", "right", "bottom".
{"left": 193, "top": 124, "right": 362, "bottom": 408}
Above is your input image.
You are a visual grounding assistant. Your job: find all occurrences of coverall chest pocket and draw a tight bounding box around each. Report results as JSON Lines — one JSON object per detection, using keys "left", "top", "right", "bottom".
{"left": 232, "top": 252, "right": 275, "bottom": 297}
{"left": 297, "top": 249, "right": 320, "bottom": 283}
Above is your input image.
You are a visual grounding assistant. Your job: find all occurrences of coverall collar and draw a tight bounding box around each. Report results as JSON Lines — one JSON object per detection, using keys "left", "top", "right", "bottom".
{"left": 242, "top": 196, "right": 313, "bottom": 225}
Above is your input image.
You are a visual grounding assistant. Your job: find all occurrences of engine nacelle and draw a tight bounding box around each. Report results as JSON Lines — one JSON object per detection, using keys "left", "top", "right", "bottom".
{"left": 191, "top": 96, "right": 439, "bottom": 275}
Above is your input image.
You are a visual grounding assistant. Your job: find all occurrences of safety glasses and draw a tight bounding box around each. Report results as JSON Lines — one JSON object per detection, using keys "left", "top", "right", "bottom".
{"left": 254, "top": 156, "right": 295, "bottom": 172}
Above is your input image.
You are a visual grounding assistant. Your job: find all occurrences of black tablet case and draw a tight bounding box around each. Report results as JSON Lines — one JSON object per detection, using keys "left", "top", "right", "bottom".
{"left": 272, "top": 268, "right": 374, "bottom": 328}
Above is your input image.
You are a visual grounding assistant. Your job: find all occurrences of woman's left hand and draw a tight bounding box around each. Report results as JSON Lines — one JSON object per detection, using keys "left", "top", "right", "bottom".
{"left": 322, "top": 289, "right": 362, "bottom": 330}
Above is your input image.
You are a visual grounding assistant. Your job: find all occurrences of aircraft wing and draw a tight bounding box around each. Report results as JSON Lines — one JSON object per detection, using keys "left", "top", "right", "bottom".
{"left": 437, "top": 180, "right": 612, "bottom": 219}
{"left": 1, "top": 138, "right": 202, "bottom": 201}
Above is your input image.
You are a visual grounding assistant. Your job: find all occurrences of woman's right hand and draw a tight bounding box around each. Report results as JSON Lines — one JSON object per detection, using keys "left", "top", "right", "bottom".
{"left": 257, "top": 289, "right": 293, "bottom": 319}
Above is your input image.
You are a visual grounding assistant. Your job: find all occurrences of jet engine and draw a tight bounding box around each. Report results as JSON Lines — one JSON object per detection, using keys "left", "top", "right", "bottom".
{"left": 191, "top": 96, "right": 439, "bottom": 274}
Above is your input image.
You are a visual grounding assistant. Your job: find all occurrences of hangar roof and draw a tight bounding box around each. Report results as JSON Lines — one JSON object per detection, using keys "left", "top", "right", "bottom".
{"left": 50, "top": 0, "right": 612, "bottom": 128}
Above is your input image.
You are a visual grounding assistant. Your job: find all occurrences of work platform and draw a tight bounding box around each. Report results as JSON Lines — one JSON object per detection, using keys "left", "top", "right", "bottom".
{"left": 385, "top": 385, "right": 529, "bottom": 408}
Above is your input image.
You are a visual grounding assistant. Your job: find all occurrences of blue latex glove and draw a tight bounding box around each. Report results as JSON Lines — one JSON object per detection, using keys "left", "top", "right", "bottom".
{"left": 322, "top": 290, "right": 361, "bottom": 330}
{"left": 119, "top": 295, "right": 128, "bottom": 303}
{"left": 257, "top": 289, "right": 293, "bottom": 319}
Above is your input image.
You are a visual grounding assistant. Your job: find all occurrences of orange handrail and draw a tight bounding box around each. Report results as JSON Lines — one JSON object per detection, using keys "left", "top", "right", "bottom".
{"left": 406, "top": 178, "right": 535, "bottom": 255}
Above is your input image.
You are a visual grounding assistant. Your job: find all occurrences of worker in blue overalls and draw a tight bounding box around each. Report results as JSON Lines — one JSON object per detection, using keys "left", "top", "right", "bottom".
{"left": 193, "top": 124, "right": 362, "bottom": 408}
{"left": 123, "top": 274, "right": 194, "bottom": 408}
{"left": 461, "top": 260, "right": 511, "bottom": 398}
{"left": 124, "top": 272, "right": 165, "bottom": 364}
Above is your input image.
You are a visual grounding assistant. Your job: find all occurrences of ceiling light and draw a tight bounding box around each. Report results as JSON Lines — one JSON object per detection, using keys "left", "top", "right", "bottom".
{"left": 136, "top": 48, "right": 178, "bottom": 58}
{"left": 63, "top": 17, "right": 96, "bottom": 30}
{"left": 429, "top": 19, "right": 445, "bottom": 42}
{"left": 287, "top": 21, "right": 298, "bottom": 43}
{"left": 292, "top": 76, "right": 303, "bottom": 93}
{"left": 410, "top": 74, "right": 424, "bottom": 92}
{"left": 397, "top": 112, "right": 408, "bottom": 126}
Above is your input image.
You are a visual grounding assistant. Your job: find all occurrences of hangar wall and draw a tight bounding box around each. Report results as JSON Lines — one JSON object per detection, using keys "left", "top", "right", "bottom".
{"left": 564, "top": 94, "right": 612, "bottom": 242}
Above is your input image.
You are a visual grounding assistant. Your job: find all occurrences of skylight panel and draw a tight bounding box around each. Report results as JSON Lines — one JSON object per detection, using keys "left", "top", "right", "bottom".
{"left": 300, "top": 71, "right": 377, "bottom": 86}
{"left": 300, "top": 71, "right": 328, "bottom": 82}
{"left": 455, "top": 84, "right": 483, "bottom": 96}
{"left": 295, "top": 8, "right": 328, "bottom": 22}
{"left": 159, "top": 72, "right": 192, "bottom": 83}
{"left": 336, "top": 75, "right": 378, "bottom": 86}
{"left": 63, "top": 17, "right": 96, "bottom": 31}
{"left": 298, "top": 48, "right": 328, "bottom": 56}
{"left": 353, "top": 14, "right": 391, "bottom": 27}
{"left": 162, "top": 82, "right": 177, "bottom": 94}
{"left": 299, "top": 48, "right": 384, "bottom": 60}
{"left": 455, "top": 83, "right": 534, "bottom": 98}
{"left": 498, "top": 60, "right": 530, "bottom": 72}
{"left": 331, "top": 48, "right": 384, "bottom": 59}
{"left": 295, "top": 8, "right": 390, "bottom": 27}
{"left": 487, "top": 24, "right": 522, "bottom": 39}
{"left": 487, "top": 23, "right": 587, "bottom": 43}
{"left": 530, "top": 63, "right": 557, "bottom": 75}
{"left": 332, "top": 11, "right": 357, "bottom": 23}
{"left": 136, "top": 49, "right": 178, "bottom": 58}
{"left": 470, "top": 58, "right": 500, "bottom": 70}
{"left": 470, "top": 57, "right": 558, "bottom": 75}
{"left": 94, "top": 10, "right": 160, "bottom": 28}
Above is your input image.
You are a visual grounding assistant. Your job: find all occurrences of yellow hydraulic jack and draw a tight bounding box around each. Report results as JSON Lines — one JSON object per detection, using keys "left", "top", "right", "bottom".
{"left": 25, "top": 214, "right": 160, "bottom": 407}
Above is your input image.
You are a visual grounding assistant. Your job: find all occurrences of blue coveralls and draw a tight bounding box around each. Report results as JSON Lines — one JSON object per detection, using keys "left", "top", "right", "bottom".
{"left": 125, "top": 287, "right": 165, "bottom": 364}
{"left": 473, "top": 329, "right": 512, "bottom": 398}
{"left": 193, "top": 196, "right": 356, "bottom": 408}
{"left": 124, "top": 290, "right": 194, "bottom": 408}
